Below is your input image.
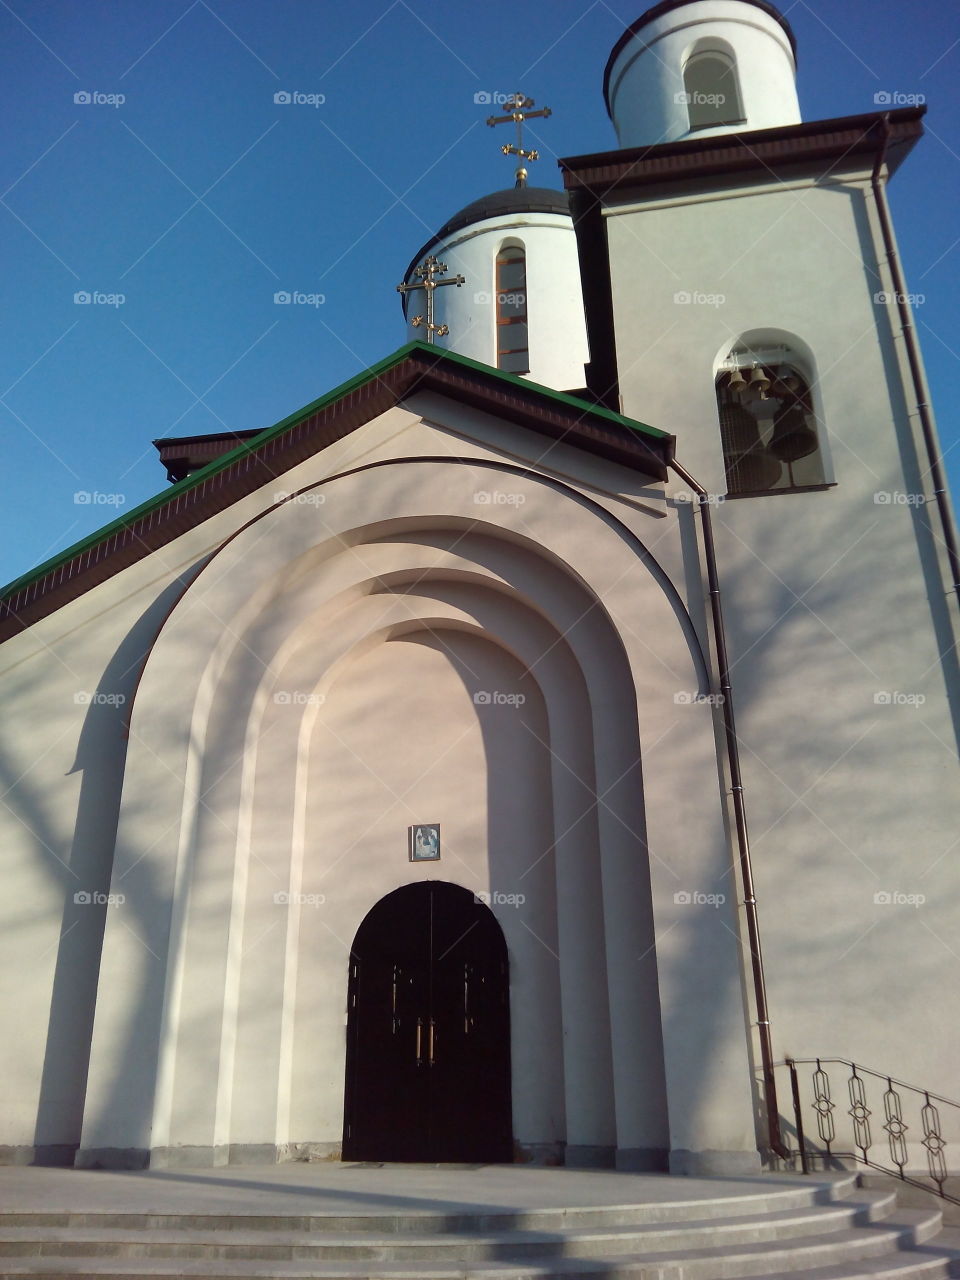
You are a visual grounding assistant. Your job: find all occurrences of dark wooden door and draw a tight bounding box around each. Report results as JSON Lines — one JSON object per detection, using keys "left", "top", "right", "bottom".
{"left": 343, "top": 881, "right": 512, "bottom": 1162}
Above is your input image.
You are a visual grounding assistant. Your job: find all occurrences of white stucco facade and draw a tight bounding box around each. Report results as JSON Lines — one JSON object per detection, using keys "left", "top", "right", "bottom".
{"left": 0, "top": 390, "right": 766, "bottom": 1174}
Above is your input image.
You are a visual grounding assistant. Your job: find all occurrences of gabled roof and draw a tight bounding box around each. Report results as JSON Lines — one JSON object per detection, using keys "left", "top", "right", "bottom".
{"left": 0, "top": 342, "right": 673, "bottom": 644}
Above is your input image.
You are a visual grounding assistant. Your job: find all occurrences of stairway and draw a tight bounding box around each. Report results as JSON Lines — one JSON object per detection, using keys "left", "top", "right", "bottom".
{"left": 2, "top": 1168, "right": 960, "bottom": 1279}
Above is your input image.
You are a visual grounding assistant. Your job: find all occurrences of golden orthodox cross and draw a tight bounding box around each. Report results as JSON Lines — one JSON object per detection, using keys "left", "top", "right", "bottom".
{"left": 396, "top": 255, "right": 466, "bottom": 344}
{"left": 486, "top": 92, "right": 552, "bottom": 188}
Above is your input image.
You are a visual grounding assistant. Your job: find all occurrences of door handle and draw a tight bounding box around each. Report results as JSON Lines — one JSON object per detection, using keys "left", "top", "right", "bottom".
{"left": 428, "top": 1018, "right": 436, "bottom": 1066}
{"left": 415, "top": 1017, "right": 423, "bottom": 1066}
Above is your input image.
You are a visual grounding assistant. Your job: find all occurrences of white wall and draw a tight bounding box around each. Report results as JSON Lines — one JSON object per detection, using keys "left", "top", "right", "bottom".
{"left": 603, "top": 163, "right": 960, "bottom": 1125}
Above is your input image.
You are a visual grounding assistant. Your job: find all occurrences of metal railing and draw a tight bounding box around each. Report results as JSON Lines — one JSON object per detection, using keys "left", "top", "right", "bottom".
{"left": 777, "top": 1058, "right": 960, "bottom": 1206}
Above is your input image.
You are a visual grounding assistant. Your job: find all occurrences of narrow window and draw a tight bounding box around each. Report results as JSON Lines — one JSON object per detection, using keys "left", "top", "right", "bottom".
{"left": 683, "top": 51, "right": 745, "bottom": 130}
{"left": 496, "top": 246, "right": 529, "bottom": 374}
{"left": 716, "top": 358, "right": 825, "bottom": 496}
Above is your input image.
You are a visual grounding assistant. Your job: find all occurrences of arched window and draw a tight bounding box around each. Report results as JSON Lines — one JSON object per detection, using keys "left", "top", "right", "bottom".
{"left": 496, "top": 245, "right": 529, "bottom": 374}
{"left": 683, "top": 50, "right": 745, "bottom": 130}
{"left": 716, "top": 352, "right": 825, "bottom": 495}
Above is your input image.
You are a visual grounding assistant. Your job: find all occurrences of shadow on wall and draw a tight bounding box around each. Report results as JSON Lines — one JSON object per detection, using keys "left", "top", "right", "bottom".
{"left": 0, "top": 571, "right": 201, "bottom": 1165}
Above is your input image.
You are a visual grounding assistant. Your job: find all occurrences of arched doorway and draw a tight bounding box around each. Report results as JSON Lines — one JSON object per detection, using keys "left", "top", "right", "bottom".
{"left": 342, "top": 881, "right": 513, "bottom": 1162}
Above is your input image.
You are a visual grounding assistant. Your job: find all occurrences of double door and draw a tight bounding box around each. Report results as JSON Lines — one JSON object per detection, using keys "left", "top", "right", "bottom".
{"left": 343, "top": 881, "right": 512, "bottom": 1162}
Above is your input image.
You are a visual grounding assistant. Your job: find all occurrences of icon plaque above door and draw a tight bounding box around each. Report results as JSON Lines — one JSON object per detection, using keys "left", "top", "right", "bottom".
{"left": 409, "top": 824, "right": 440, "bottom": 861}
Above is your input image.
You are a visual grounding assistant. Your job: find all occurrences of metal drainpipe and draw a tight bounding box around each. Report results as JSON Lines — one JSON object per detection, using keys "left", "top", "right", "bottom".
{"left": 871, "top": 113, "right": 960, "bottom": 606}
{"left": 670, "top": 458, "right": 789, "bottom": 1162}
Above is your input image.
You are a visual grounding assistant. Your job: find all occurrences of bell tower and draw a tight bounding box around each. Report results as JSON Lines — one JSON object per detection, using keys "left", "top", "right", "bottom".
{"left": 605, "top": 0, "right": 800, "bottom": 147}
{"left": 560, "top": 0, "right": 960, "bottom": 1176}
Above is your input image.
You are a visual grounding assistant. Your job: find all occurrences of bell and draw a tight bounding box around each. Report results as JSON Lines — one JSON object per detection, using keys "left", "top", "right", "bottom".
{"left": 749, "top": 365, "right": 771, "bottom": 397}
{"left": 777, "top": 365, "right": 801, "bottom": 393}
{"left": 727, "top": 367, "right": 747, "bottom": 394}
{"left": 718, "top": 401, "right": 782, "bottom": 492}
{"left": 769, "top": 402, "right": 818, "bottom": 463}
{"left": 725, "top": 448, "right": 782, "bottom": 493}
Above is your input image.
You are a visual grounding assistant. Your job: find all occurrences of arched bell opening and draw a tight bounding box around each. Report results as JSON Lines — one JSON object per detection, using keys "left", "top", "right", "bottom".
{"left": 715, "top": 343, "right": 826, "bottom": 495}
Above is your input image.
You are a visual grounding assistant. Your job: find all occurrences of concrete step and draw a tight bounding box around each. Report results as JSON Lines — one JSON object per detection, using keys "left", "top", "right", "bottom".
{"left": 0, "top": 1190, "right": 901, "bottom": 1262}
{"left": 0, "top": 1172, "right": 861, "bottom": 1233}
{"left": 0, "top": 1206, "right": 950, "bottom": 1279}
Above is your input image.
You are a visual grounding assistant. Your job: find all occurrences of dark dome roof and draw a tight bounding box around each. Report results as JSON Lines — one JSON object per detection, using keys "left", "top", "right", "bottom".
{"left": 603, "top": 0, "right": 798, "bottom": 116}
{"left": 401, "top": 186, "right": 571, "bottom": 290}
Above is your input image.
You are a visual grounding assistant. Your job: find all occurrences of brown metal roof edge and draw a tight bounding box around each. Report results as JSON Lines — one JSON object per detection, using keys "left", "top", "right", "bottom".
{"left": 560, "top": 107, "right": 925, "bottom": 192}
{"left": 0, "top": 353, "right": 671, "bottom": 644}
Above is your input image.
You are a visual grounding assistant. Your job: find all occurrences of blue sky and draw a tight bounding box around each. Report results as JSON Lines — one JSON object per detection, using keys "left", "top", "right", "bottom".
{"left": 1, "top": 0, "right": 958, "bottom": 590}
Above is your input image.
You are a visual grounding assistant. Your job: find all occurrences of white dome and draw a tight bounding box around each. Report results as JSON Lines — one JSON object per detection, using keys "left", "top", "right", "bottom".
{"left": 605, "top": 0, "right": 801, "bottom": 148}
{"left": 400, "top": 188, "right": 590, "bottom": 393}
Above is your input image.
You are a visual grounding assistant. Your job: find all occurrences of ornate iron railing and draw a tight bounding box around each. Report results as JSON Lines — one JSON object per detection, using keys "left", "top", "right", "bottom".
{"left": 778, "top": 1058, "right": 960, "bottom": 1206}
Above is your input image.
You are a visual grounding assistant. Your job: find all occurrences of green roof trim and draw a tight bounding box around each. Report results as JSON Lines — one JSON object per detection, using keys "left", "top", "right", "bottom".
{"left": 0, "top": 341, "right": 668, "bottom": 604}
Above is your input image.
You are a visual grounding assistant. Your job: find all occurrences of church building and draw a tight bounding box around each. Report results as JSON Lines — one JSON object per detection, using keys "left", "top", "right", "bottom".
{"left": 1, "top": 0, "right": 958, "bottom": 1178}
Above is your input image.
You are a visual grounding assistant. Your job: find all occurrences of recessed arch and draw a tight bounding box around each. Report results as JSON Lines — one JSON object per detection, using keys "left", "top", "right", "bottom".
{"left": 681, "top": 37, "right": 745, "bottom": 131}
